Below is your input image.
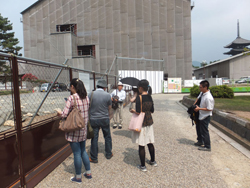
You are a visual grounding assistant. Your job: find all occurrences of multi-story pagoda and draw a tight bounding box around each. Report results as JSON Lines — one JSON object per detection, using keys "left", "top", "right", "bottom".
{"left": 224, "top": 20, "right": 250, "bottom": 56}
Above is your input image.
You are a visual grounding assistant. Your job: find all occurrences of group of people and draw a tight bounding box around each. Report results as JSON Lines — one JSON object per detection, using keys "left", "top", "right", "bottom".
{"left": 58, "top": 78, "right": 156, "bottom": 184}
{"left": 58, "top": 77, "right": 214, "bottom": 184}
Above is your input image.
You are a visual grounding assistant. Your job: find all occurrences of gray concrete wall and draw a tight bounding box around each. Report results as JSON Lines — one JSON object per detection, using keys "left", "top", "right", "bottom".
{"left": 22, "top": 0, "right": 192, "bottom": 80}
{"left": 230, "top": 54, "right": 250, "bottom": 79}
{"left": 194, "top": 61, "right": 230, "bottom": 79}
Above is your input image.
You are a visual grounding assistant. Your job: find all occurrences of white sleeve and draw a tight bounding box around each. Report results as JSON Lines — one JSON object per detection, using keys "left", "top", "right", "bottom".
{"left": 206, "top": 98, "right": 214, "bottom": 110}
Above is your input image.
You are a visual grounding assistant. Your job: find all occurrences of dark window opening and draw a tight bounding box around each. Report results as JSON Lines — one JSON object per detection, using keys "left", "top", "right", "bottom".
{"left": 56, "top": 24, "right": 77, "bottom": 35}
{"left": 77, "top": 45, "right": 95, "bottom": 58}
{"left": 212, "top": 71, "right": 217, "bottom": 78}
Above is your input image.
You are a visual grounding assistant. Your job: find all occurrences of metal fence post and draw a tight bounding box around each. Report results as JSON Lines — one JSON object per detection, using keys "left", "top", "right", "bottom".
{"left": 106, "top": 74, "right": 108, "bottom": 92}
{"left": 93, "top": 72, "right": 96, "bottom": 90}
{"left": 12, "top": 56, "right": 26, "bottom": 187}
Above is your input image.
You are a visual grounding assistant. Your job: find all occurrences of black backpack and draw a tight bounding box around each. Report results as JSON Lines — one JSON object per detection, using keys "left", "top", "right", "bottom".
{"left": 187, "top": 93, "right": 203, "bottom": 126}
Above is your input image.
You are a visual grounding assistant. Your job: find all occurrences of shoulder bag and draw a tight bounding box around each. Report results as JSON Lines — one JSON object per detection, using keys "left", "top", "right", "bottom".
{"left": 128, "top": 95, "right": 145, "bottom": 132}
{"left": 59, "top": 96, "right": 85, "bottom": 132}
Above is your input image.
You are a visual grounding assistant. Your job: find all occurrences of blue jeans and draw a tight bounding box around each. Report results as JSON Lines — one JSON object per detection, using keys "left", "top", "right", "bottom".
{"left": 69, "top": 141, "right": 91, "bottom": 175}
{"left": 90, "top": 118, "right": 112, "bottom": 160}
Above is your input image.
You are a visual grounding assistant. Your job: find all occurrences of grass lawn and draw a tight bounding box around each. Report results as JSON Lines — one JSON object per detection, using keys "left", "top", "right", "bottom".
{"left": 0, "top": 90, "right": 32, "bottom": 96}
{"left": 214, "top": 96, "right": 250, "bottom": 112}
{"left": 188, "top": 95, "right": 250, "bottom": 112}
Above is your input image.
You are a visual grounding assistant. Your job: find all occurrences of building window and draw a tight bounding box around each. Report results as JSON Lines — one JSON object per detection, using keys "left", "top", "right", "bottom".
{"left": 56, "top": 24, "right": 77, "bottom": 35}
{"left": 77, "top": 45, "right": 95, "bottom": 58}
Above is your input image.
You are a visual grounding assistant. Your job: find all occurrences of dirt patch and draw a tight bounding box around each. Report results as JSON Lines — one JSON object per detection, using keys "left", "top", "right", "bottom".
{"left": 225, "top": 111, "right": 250, "bottom": 122}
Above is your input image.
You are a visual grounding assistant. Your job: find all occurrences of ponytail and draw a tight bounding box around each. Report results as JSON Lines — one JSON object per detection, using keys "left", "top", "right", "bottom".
{"left": 70, "top": 78, "right": 87, "bottom": 99}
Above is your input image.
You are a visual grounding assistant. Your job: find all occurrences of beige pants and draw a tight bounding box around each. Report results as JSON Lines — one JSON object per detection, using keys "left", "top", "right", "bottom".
{"left": 114, "top": 103, "right": 123, "bottom": 126}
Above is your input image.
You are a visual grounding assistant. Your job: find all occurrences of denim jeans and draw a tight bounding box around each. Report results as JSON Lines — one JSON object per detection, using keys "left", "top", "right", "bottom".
{"left": 69, "top": 141, "right": 91, "bottom": 175}
{"left": 200, "top": 116, "right": 211, "bottom": 149}
{"left": 90, "top": 118, "right": 112, "bottom": 160}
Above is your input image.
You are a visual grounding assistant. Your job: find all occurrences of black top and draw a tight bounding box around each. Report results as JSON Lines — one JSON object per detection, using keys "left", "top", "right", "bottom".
{"left": 135, "top": 95, "right": 154, "bottom": 126}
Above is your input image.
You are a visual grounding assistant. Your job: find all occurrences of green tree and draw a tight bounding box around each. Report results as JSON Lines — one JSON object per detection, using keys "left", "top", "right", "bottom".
{"left": 0, "top": 13, "right": 22, "bottom": 83}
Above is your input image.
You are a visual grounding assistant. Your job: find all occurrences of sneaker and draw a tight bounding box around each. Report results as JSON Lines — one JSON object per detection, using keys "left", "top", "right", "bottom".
{"left": 89, "top": 157, "right": 98, "bottom": 163}
{"left": 106, "top": 153, "right": 113, "bottom": 159}
{"left": 113, "top": 125, "right": 117, "bottom": 129}
{"left": 198, "top": 147, "right": 211, "bottom": 152}
{"left": 83, "top": 172, "right": 92, "bottom": 179}
{"left": 146, "top": 159, "right": 158, "bottom": 167}
{"left": 194, "top": 142, "right": 203, "bottom": 146}
{"left": 118, "top": 125, "right": 122, "bottom": 129}
{"left": 137, "top": 165, "right": 147, "bottom": 172}
{"left": 70, "top": 176, "right": 82, "bottom": 184}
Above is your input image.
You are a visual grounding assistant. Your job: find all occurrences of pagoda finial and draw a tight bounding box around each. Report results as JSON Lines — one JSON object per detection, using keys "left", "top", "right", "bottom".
{"left": 237, "top": 19, "right": 240, "bottom": 37}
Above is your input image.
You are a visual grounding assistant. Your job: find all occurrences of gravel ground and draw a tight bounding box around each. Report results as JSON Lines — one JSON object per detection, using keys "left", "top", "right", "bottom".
{"left": 36, "top": 94, "right": 250, "bottom": 188}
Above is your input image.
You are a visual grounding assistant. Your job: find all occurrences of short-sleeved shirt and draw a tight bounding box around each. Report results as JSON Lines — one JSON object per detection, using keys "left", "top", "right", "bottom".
{"left": 88, "top": 88, "right": 112, "bottom": 119}
{"left": 135, "top": 94, "right": 154, "bottom": 126}
{"left": 197, "top": 91, "right": 214, "bottom": 120}
{"left": 61, "top": 93, "right": 89, "bottom": 142}
{"left": 110, "top": 89, "right": 126, "bottom": 102}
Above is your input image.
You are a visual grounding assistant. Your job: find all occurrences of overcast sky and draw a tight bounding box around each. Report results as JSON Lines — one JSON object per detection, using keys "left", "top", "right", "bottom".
{"left": 0, "top": 0, "right": 250, "bottom": 63}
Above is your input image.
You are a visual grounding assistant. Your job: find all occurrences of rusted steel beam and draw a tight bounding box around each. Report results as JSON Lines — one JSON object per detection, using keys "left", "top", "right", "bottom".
{"left": 12, "top": 55, "right": 26, "bottom": 187}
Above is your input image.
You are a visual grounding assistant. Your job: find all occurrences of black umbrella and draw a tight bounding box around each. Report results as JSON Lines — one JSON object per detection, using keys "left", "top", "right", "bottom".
{"left": 120, "top": 77, "right": 140, "bottom": 87}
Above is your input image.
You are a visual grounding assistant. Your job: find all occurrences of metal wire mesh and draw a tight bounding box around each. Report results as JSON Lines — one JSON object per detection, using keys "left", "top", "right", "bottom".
{"left": 17, "top": 60, "right": 70, "bottom": 127}
{"left": 0, "top": 58, "right": 15, "bottom": 132}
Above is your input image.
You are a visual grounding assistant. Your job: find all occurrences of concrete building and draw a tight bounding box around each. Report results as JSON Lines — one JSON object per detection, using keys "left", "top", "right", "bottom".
{"left": 21, "top": 0, "right": 193, "bottom": 80}
{"left": 193, "top": 52, "right": 250, "bottom": 80}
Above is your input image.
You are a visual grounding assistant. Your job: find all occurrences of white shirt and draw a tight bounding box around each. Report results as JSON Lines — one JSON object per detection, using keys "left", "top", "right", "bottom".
{"left": 110, "top": 89, "right": 126, "bottom": 102}
{"left": 197, "top": 90, "right": 214, "bottom": 120}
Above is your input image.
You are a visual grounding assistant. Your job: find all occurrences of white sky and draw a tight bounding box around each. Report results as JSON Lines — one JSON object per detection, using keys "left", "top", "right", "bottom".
{"left": 0, "top": 0, "right": 250, "bottom": 63}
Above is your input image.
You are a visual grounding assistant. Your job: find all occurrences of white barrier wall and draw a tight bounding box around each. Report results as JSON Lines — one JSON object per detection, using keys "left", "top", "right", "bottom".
{"left": 119, "top": 70, "right": 164, "bottom": 94}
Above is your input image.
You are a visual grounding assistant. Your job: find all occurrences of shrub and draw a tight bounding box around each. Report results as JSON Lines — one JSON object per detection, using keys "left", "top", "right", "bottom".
{"left": 210, "top": 85, "right": 234, "bottom": 98}
{"left": 190, "top": 84, "right": 200, "bottom": 97}
{"left": 190, "top": 84, "right": 234, "bottom": 98}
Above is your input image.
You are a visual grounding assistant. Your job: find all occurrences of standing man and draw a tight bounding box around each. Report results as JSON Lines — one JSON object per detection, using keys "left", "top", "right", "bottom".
{"left": 110, "top": 82, "right": 126, "bottom": 129}
{"left": 88, "top": 79, "right": 113, "bottom": 163}
{"left": 194, "top": 80, "right": 214, "bottom": 151}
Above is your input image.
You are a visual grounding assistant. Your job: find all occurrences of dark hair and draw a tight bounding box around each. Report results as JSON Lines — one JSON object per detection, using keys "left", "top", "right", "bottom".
{"left": 200, "top": 80, "right": 209, "bottom": 89}
{"left": 97, "top": 85, "right": 104, "bottom": 89}
{"left": 70, "top": 78, "right": 87, "bottom": 99}
{"left": 138, "top": 79, "right": 152, "bottom": 95}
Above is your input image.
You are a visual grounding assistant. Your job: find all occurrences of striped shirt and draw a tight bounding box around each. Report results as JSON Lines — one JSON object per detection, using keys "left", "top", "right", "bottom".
{"left": 61, "top": 93, "right": 89, "bottom": 142}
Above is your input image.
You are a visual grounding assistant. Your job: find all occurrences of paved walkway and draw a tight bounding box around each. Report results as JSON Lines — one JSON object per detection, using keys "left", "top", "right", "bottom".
{"left": 36, "top": 94, "right": 250, "bottom": 188}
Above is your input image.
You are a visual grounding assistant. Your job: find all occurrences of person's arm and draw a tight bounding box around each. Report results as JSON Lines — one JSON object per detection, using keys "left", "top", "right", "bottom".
{"left": 108, "top": 105, "right": 112, "bottom": 119}
{"left": 150, "top": 98, "right": 154, "bottom": 113}
{"left": 194, "top": 92, "right": 202, "bottom": 105}
{"left": 194, "top": 98, "right": 214, "bottom": 112}
{"left": 130, "top": 96, "right": 140, "bottom": 115}
{"left": 59, "top": 96, "right": 72, "bottom": 118}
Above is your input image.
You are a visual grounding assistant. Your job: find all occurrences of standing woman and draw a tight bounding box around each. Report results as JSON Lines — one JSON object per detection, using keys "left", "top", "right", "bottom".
{"left": 130, "top": 79, "right": 157, "bottom": 172}
{"left": 58, "top": 78, "right": 92, "bottom": 183}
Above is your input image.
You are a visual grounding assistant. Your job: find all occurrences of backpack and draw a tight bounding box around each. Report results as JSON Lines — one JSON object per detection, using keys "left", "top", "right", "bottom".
{"left": 187, "top": 93, "right": 203, "bottom": 126}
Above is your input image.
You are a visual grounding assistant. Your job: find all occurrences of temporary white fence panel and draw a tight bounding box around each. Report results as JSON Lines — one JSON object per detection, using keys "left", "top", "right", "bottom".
{"left": 119, "top": 70, "right": 163, "bottom": 94}
{"left": 184, "top": 80, "right": 203, "bottom": 87}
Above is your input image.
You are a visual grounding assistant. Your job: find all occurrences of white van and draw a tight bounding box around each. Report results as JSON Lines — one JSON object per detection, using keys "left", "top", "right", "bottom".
{"left": 40, "top": 83, "right": 51, "bottom": 92}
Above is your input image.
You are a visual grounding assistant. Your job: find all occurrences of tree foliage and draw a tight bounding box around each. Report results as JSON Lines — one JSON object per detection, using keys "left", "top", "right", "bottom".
{"left": 0, "top": 13, "right": 22, "bottom": 83}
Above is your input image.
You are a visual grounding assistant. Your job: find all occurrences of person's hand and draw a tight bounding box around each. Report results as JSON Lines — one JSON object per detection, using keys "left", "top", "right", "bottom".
{"left": 194, "top": 105, "right": 199, "bottom": 112}
{"left": 115, "top": 99, "right": 118, "bottom": 102}
{"left": 130, "top": 109, "right": 136, "bottom": 113}
{"left": 57, "top": 111, "right": 62, "bottom": 116}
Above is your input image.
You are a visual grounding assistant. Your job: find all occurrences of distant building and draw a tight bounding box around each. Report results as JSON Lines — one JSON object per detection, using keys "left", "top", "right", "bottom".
{"left": 21, "top": 0, "right": 193, "bottom": 80}
{"left": 193, "top": 53, "right": 250, "bottom": 80}
{"left": 224, "top": 20, "right": 250, "bottom": 56}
